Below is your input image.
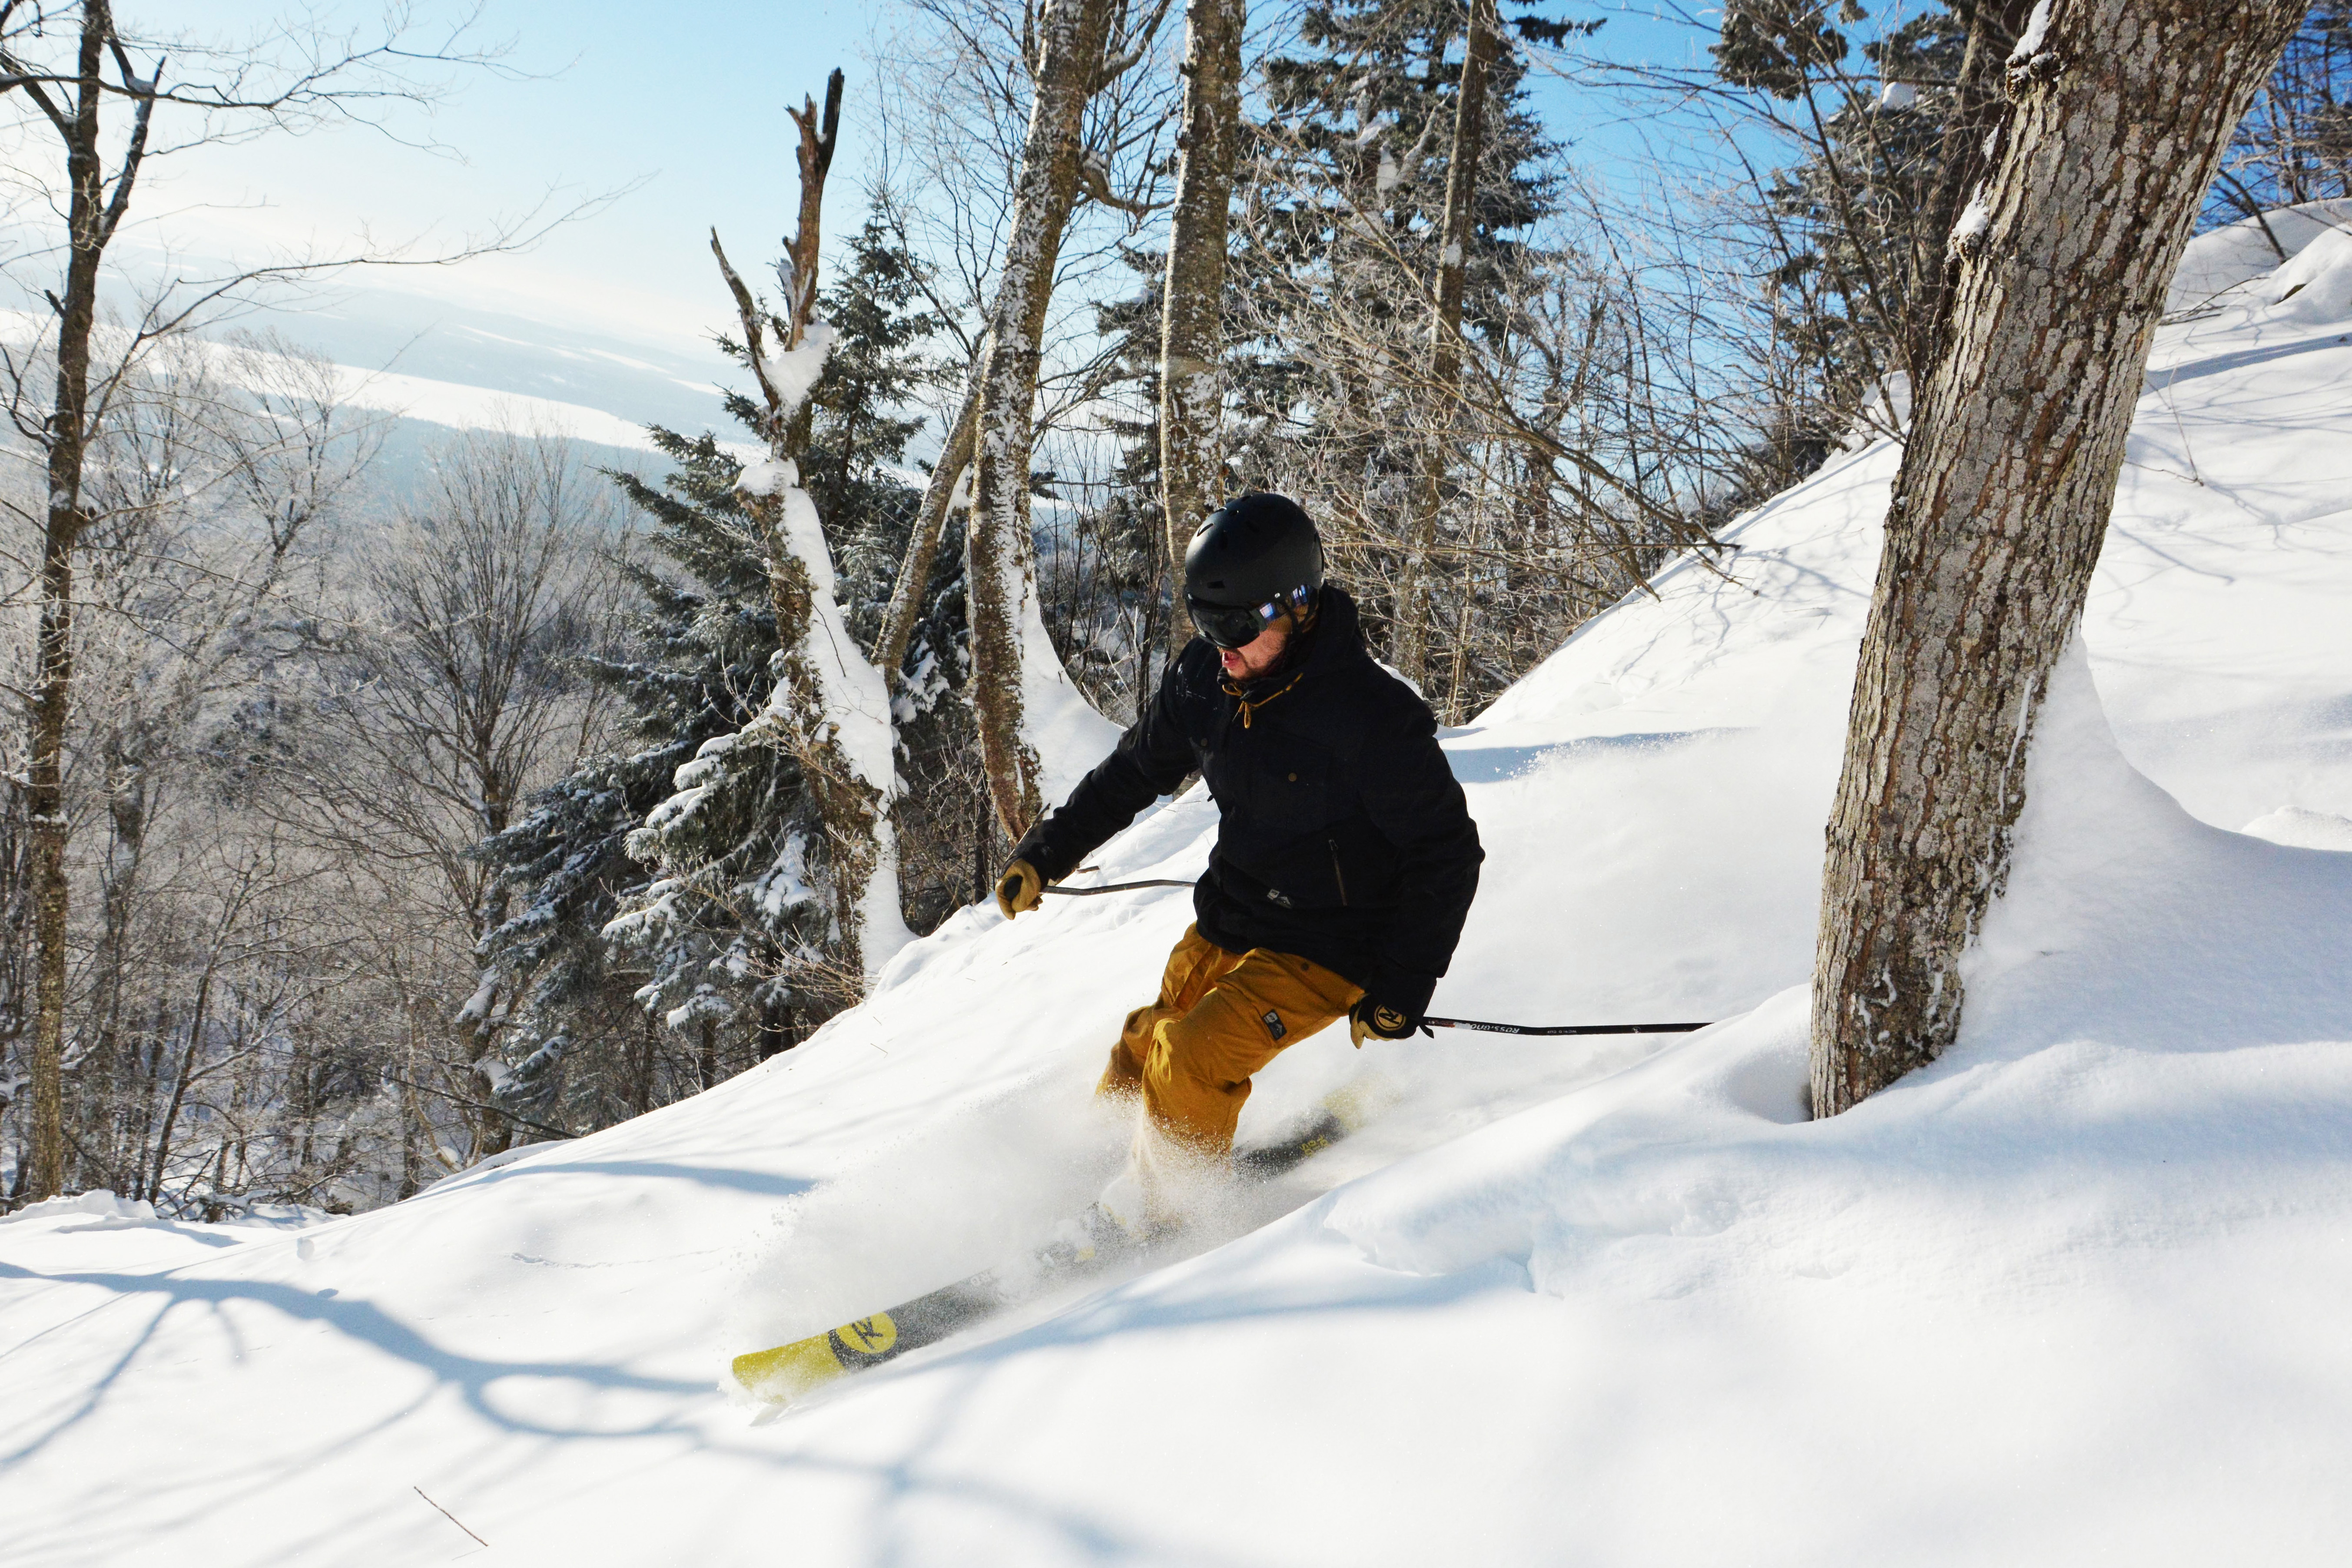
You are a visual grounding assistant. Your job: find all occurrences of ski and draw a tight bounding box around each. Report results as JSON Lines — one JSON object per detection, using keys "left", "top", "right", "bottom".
{"left": 728, "top": 1202, "right": 1136, "bottom": 1404}
{"left": 729, "top": 1094, "right": 1371, "bottom": 1405}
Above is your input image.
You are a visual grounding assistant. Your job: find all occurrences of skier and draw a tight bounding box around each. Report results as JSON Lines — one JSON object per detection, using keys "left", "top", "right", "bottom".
{"left": 994, "top": 493, "right": 1483, "bottom": 1234}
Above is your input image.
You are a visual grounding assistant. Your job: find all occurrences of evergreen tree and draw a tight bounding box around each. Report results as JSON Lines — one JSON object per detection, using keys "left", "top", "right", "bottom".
{"left": 1710, "top": 1, "right": 2029, "bottom": 466}
{"left": 475, "top": 427, "right": 790, "bottom": 1129}
{"left": 1224, "top": 0, "right": 1581, "bottom": 651}
{"left": 786, "top": 211, "right": 947, "bottom": 647}
{"left": 476, "top": 202, "right": 956, "bottom": 1130}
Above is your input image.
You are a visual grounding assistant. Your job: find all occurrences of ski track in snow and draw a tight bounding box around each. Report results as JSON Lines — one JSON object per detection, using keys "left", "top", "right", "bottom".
{"left": 5, "top": 222, "right": 2352, "bottom": 1565}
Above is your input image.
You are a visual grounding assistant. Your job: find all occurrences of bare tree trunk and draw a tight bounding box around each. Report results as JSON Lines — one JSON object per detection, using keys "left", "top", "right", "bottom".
{"left": 630, "top": 1012, "right": 657, "bottom": 1117}
{"left": 84, "top": 738, "right": 150, "bottom": 1189}
{"left": 756, "top": 995, "right": 798, "bottom": 1062}
{"left": 145, "top": 946, "right": 221, "bottom": 1204}
{"left": 22, "top": 7, "right": 120, "bottom": 1201}
{"left": 1158, "top": 0, "right": 1244, "bottom": 654}
{"left": 968, "top": 0, "right": 1121, "bottom": 836}
{"left": 3, "top": 0, "right": 521, "bottom": 1205}
{"left": 874, "top": 383, "right": 979, "bottom": 687}
{"left": 1810, "top": 0, "right": 2306, "bottom": 1117}
{"left": 1394, "top": 0, "right": 1500, "bottom": 688}
{"left": 696, "top": 1017, "right": 719, "bottom": 1093}
{"left": 397, "top": 1013, "right": 428, "bottom": 1201}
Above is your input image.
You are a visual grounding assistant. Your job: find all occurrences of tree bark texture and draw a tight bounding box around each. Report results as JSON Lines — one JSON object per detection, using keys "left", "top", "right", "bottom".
{"left": 1810, "top": 0, "right": 2306, "bottom": 1117}
{"left": 969, "top": 0, "right": 1120, "bottom": 837}
{"left": 1158, "top": 0, "right": 1244, "bottom": 653}
{"left": 1393, "top": 0, "right": 1499, "bottom": 688}
{"left": 874, "top": 382, "right": 979, "bottom": 688}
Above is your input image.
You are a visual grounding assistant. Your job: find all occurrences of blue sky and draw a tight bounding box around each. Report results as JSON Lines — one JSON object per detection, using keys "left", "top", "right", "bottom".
{"left": 102, "top": 0, "right": 926, "bottom": 443}
{"left": 132, "top": 0, "right": 1734, "bottom": 436}
{"left": 158, "top": 0, "right": 887, "bottom": 348}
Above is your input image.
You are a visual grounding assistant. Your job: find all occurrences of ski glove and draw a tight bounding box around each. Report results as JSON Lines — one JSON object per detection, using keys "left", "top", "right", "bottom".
{"left": 1350, "top": 997, "right": 1430, "bottom": 1047}
{"left": 994, "top": 858, "right": 1045, "bottom": 920}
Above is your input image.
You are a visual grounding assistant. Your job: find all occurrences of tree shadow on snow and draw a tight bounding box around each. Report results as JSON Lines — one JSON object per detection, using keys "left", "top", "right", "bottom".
{"left": 0, "top": 1259, "right": 711, "bottom": 1471}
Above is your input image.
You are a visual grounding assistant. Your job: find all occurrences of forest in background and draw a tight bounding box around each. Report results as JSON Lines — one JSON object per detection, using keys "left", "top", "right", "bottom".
{"left": 2, "top": 0, "right": 2346, "bottom": 1215}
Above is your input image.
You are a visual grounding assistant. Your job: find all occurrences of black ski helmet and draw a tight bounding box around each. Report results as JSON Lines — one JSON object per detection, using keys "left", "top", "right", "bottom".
{"left": 1182, "top": 493, "right": 1324, "bottom": 649}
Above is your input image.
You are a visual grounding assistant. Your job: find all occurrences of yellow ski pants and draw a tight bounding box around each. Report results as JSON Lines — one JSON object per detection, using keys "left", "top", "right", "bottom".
{"left": 1098, "top": 924, "right": 1363, "bottom": 1155}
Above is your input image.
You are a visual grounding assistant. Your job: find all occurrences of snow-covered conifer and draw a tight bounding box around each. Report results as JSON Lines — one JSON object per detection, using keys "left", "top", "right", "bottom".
{"left": 481, "top": 199, "right": 954, "bottom": 1111}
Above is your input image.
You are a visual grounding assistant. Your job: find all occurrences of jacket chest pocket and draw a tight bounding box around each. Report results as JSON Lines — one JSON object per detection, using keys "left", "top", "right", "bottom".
{"left": 1251, "top": 736, "right": 1338, "bottom": 832}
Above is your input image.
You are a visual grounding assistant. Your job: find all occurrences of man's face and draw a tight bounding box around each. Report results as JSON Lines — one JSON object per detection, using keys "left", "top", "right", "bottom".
{"left": 1219, "top": 620, "right": 1290, "bottom": 680}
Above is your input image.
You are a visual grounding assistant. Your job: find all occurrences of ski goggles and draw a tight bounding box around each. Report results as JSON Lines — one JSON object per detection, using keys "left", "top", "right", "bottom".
{"left": 1187, "top": 590, "right": 1307, "bottom": 650}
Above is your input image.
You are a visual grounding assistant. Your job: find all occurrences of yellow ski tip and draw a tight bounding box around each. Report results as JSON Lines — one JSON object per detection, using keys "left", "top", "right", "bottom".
{"left": 731, "top": 1333, "right": 848, "bottom": 1404}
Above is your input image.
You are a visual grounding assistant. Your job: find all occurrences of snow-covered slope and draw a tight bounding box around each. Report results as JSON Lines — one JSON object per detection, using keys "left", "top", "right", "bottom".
{"left": 5, "top": 220, "right": 2351, "bottom": 1567}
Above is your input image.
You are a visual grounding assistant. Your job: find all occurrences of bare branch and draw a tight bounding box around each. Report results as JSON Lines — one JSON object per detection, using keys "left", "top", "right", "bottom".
{"left": 710, "top": 228, "right": 785, "bottom": 434}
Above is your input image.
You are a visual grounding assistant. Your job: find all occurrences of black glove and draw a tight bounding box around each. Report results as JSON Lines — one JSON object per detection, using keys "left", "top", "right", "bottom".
{"left": 994, "top": 858, "right": 1045, "bottom": 920}
{"left": 1350, "top": 996, "right": 1430, "bottom": 1047}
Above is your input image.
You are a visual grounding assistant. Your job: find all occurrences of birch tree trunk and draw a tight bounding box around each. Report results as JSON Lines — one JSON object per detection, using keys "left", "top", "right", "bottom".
{"left": 1810, "top": 0, "right": 2306, "bottom": 1117}
{"left": 1393, "top": 0, "right": 1499, "bottom": 688}
{"left": 968, "top": 0, "right": 1123, "bottom": 837}
{"left": 1158, "top": 0, "right": 1244, "bottom": 654}
{"left": 874, "top": 382, "right": 978, "bottom": 688}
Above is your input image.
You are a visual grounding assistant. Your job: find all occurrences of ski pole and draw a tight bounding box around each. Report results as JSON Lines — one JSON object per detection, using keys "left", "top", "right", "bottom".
{"left": 1035, "top": 881, "right": 1715, "bottom": 1036}
{"left": 1040, "top": 878, "right": 1194, "bottom": 897}
{"left": 1425, "top": 1017, "right": 1712, "bottom": 1037}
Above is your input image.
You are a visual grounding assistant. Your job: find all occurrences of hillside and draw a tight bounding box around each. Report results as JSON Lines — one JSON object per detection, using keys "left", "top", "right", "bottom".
{"left": 3, "top": 210, "right": 2349, "bottom": 1566}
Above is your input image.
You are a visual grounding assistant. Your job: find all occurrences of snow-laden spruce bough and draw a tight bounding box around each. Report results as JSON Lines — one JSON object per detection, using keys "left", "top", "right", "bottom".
{"left": 5, "top": 207, "right": 2352, "bottom": 1566}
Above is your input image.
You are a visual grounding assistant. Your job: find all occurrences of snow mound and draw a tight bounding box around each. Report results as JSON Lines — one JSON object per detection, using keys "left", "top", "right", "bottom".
{"left": 0, "top": 1189, "right": 159, "bottom": 1228}
{"left": 2166, "top": 197, "right": 2352, "bottom": 314}
{"left": 2242, "top": 804, "right": 2352, "bottom": 851}
{"left": 0, "top": 1188, "right": 336, "bottom": 1233}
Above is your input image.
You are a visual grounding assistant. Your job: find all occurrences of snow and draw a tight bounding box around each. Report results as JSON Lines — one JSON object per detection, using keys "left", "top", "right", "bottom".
{"left": 733, "top": 456, "right": 796, "bottom": 497}
{"left": 0, "top": 306, "right": 755, "bottom": 461}
{"left": 762, "top": 463, "right": 917, "bottom": 973}
{"left": 2165, "top": 197, "right": 2352, "bottom": 313}
{"left": 2242, "top": 804, "right": 2352, "bottom": 852}
{"left": 980, "top": 484, "right": 1125, "bottom": 811}
{"left": 2008, "top": 0, "right": 2056, "bottom": 65}
{"left": 1951, "top": 186, "right": 1994, "bottom": 251}
{"left": 7, "top": 226, "right": 2352, "bottom": 1564}
{"left": 422, "top": 1139, "right": 577, "bottom": 1189}
{"left": 0, "top": 1189, "right": 335, "bottom": 1232}
{"left": 758, "top": 322, "right": 838, "bottom": 418}
{"left": 206, "top": 331, "right": 690, "bottom": 456}
{"left": 0, "top": 1189, "right": 163, "bottom": 1228}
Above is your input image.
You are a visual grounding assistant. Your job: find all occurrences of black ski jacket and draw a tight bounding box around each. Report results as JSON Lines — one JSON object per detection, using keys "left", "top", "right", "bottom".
{"left": 1013, "top": 586, "right": 1482, "bottom": 1019}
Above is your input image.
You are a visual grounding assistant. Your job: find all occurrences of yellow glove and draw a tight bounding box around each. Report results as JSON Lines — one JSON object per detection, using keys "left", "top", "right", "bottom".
{"left": 1349, "top": 999, "right": 1418, "bottom": 1048}
{"left": 994, "top": 858, "right": 1045, "bottom": 920}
